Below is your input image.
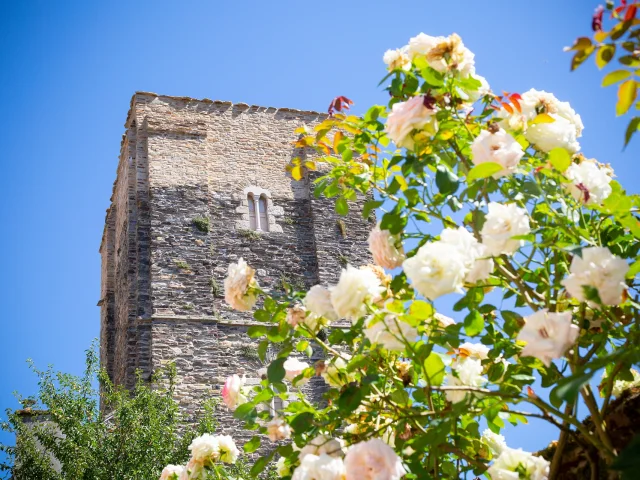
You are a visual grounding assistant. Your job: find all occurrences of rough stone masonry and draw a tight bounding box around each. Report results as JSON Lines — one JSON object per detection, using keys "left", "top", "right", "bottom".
{"left": 99, "top": 92, "right": 374, "bottom": 443}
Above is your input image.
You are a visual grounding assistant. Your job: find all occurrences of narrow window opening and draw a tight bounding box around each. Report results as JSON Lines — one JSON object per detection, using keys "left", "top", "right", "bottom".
{"left": 258, "top": 195, "right": 269, "bottom": 232}
{"left": 248, "top": 194, "right": 256, "bottom": 230}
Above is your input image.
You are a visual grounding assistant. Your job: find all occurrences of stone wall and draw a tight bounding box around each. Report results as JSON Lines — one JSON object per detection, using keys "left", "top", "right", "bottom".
{"left": 99, "top": 92, "right": 374, "bottom": 439}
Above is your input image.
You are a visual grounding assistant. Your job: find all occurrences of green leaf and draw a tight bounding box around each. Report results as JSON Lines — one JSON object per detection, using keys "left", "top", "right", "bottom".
{"left": 464, "top": 311, "right": 484, "bottom": 337}
{"left": 423, "top": 352, "right": 446, "bottom": 386}
{"left": 603, "top": 69, "right": 632, "bottom": 87}
{"left": 617, "top": 79, "right": 638, "bottom": 116}
{"left": 548, "top": 147, "right": 572, "bottom": 172}
{"left": 338, "top": 384, "right": 365, "bottom": 414}
{"left": 267, "top": 358, "right": 286, "bottom": 383}
{"left": 253, "top": 309, "right": 271, "bottom": 322}
{"left": 550, "top": 371, "right": 593, "bottom": 405}
{"left": 290, "top": 412, "right": 315, "bottom": 433}
{"left": 596, "top": 44, "right": 616, "bottom": 69}
{"left": 364, "top": 105, "right": 383, "bottom": 123}
{"left": 409, "top": 300, "right": 434, "bottom": 320}
{"left": 243, "top": 436, "right": 261, "bottom": 453}
{"left": 627, "top": 259, "right": 640, "bottom": 278}
{"left": 624, "top": 117, "right": 640, "bottom": 147}
{"left": 435, "top": 165, "right": 459, "bottom": 196}
{"left": 257, "top": 339, "right": 268, "bottom": 362}
{"left": 296, "top": 340, "right": 310, "bottom": 352}
{"left": 611, "top": 433, "right": 640, "bottom": 478}
{"left": 250, "top": 454, "right": 273, "bottom": 477}
{"left": 571, "top": 47, "right": 595, "bottom": 71}
{"left": 420, "top": 65, "right": 444, "bottom": 87}
{"left": 467, "top": 162, "right": 502, "bottom": 182}
{"left": 335, "top": 197, "right": 349, "bottom": 216}
{"left": 247, "top": 325, "right": 267, "bottom": 338}
{"left": 363, "top": 200, "right": 383, "bottom": 219}
{"left": 233, "top": 402, "right": 256, "bottom": 420}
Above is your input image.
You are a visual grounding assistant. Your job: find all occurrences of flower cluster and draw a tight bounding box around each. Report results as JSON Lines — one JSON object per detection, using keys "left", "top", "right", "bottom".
{"left": 160, "top": 434, "right": 240, "bottom": 480}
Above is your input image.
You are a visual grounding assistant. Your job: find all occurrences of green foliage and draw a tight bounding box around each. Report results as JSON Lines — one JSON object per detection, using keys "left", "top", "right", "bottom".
{"left": 209, "top": 277, "right": 221, "bottom": 297}
{"left": 174, "top": 260, "right": 190, "bottom": 270}
{"left": 0, "top": 342, "right": 237, "bottom": 480}
{"left": 238, "top": 229, "right": 261, "bottom": 241}
{"left": 192, "top": 216, "right": 210, "bottom": 233}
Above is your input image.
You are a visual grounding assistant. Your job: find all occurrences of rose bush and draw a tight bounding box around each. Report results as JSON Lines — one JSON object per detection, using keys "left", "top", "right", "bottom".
{"left": 164, "top": 24, "right": 640, "bottom": 480}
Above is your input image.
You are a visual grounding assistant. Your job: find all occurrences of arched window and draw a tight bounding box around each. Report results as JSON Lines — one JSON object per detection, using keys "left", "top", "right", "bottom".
{"left": 258, "top": 195, "right": 269, "bottom": 232}
{"left": 248, "top": 194, "right": 257, "bottom": 230}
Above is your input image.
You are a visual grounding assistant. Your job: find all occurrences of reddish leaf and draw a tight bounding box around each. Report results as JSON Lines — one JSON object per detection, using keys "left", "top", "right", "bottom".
{"left": 501, "top": 102, "right": 514, "bottom": 115}
{"left": 510, "top": 93, "right": 522, "bottom": 101}
{"left": 593, "top": 5, "right": 605, "bottom": 31}
{"left": 625, "top": 4, "right": 638, "bottom": 21}
{"left": 328, "top": 96, "right": 353, "bottom": 116}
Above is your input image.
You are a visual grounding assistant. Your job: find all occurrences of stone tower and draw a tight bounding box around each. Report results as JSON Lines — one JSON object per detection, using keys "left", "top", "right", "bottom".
{"left": 99, "top": 92, "right": 373, "bottom": 435}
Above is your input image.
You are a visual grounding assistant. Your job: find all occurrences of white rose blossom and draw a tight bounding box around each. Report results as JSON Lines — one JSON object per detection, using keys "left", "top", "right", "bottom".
{"left": 385, "top": 95, "right": 438, "bottom": 150}
{"left": 216, "top": 435, "right": 239, "bottom": 464}
{"left": 481, "top": 202, "right": 531, "bottom": 256}
{"left": 440, "top": 227, "right": 494, "bottom": 283}
{"left": 302, "top": 285, "right": 337, "bottom": 331}
{"left": 500, "top": 88, "right": 583, "bottom": 153}
{"left": 299, "top": 435, "right": 345, "bottom": 462}
{"left": 383, "top": 47, "right": 411, "bottom": 71}
{"left": 407, "top": 33, "right": 444, "bottom": 59}
{"left": 457, "top": 342, "right": 490, "bottom": 361}
{"left": 517, "top": 309, "right": 579, "bottom": 367}
{"left": 487, "top": 448, "right": 550, "bottom": 480}
{"left": 159, "top": 465, "right": 185, "bottom": 480}
{"left": 284, "top": 357, "right": 310, "bottom": 386}
{"left": 291, "top": 453, "right": 346, "bottom": 480}
{"left": 276, "top": 456, "right": 292, "bottom": 478}
{"left": 602, "top": 369, "right": 640, "bottom": 397}
{"left": 266, "top": 416, "right": 291, "bottom": 442}
{"left": 343, "top": 438, "right": 407, "bottom": 480}
{"left": 403, "top": 241, "right": 468, "bottom": 300}
{"left": 465, "top": 74, "right": 491, "bottom": 103}
{"left": 286, "top": 304, "right": 307, "bottom": 328}
{"left": 481, "top": 429, "right": 508, "bottom": 456}
{"left": 445, "top": 357, "right": 487, "bottom": 404}
{"left": 368, "top": 223, "right": 405, "bottom": 269}
{"left": 565, "top": 159, "right": 613, "bottom": 205}
{"left": 364, "top": 314, "right": 418, "bottom": 351}
{"left": 562, "top": 246, "right": 629, "bottom": 306}
{"left": 470, "top": 128, "right": 524, "bottom": 178}
{"left": 330, "top": 265, "right": 384, "bottom": 321}
{"left": 407, "top": 32, "right": 475, "bottom": 75}
{"left": 188, "top": 434, "right": 220, "bottom": 464}
{"left": 223, "top": 258, "right": 259, "bottom": 311}
{"left": 221, "top": 374, "right": 247, "bottom": 411}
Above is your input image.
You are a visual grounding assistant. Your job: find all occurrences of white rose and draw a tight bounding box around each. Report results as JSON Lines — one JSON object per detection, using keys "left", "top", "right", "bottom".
{"left": 500, "top": 88, "right": 583, "bottom": 153}
{"left": 299, "top": 435, "right": 346, "bottom": 462}
{"left": 445, "top": 357, "right": 486, "bottom": 404}
{"left": 322, "top": 357, "right": 356, "bottom": 388}
{"left": 434, "top": 312, "right": 456, "bottom": 328}
{"left": 481, "top": 429, "right": 508, "bottom": 456}
{"left": 440, "top": 227, "right": 494, "bottom": 283}
{"left": 403, "top": 241, "right": 468, "bottom": 300}
{"left": 330, "top": 265, "right": 384, "bottom": 321}
{"left": 266, "top": 416, "right": 291, "bottom": 442}
{"left": 562, "top": 246, "right": 629, "bottom": 306}
{"left": 292, "top": 453, "right": 346, "bottom": 480}
{"left": 480, "top": 202, "right": 531, "bottom": 256}
{"left": 602, "top": 369, "right": 640, "bottom": 397}
{"left": 304, "top": 285, "right": 338, "bottom": 322}
{"left": 565, "top": 159, "right": 613, "bottom": 205}
{"left": 216, "top": 435, "right": 239, "bottom": 464}
{"left": 406, "top": 32, "right": 444, "bottom": 59}
{"left": 517, "top": 309, "right": 579, "bottom": 367}
{"left": 221, "top": 374, "right": 247, "bottom": 411}
{"left": 223, "top": 258, "right": 259, "bottom": 311}
{"left": 458, "top": 342, "right": 490, "bottom": 361}
{"left": 159, "top": 465, "right": 185, "bottom": 480}
{"left": 488, "top": 448, "right": 550, "bottom": 480}
{"left": 470, "top": 128, "right": 524, "bottom": 178}
{"left": 364, "top": 314, "right": 418, "bottom": 352}
{"left": 286, "top": 304, "right": 307, "bottom": 328}
{"left": 368, "top": 223, "right": 405, "bottom": 269}
{"left": 188, "top": 434, "right": 220, "bottom": 464}
{"left": 385, "top": 95, "right": 438, "bottom": 150}
{"left": 343, "top": 438, "right": 406, "bottom": 480}
{"left": 465, "top": 74, "right": 491, "bottom": 103}
{"left": 284, "top": 357, "right": 310, "bottom": 386}
{"left": 383, "top": 47, "right": 411, "bottom": 71}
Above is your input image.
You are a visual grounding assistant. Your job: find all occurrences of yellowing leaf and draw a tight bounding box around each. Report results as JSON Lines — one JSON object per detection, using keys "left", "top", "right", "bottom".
{"left": 304, "top": 161, "right": 317, "bottom": 171}
{"left": 530, "top": 113, "right": 556, "bottom": 125}
{"left": 602, "top": 69, "right": 632, "bottom": 87}
{"left": 596, "top": 44, "right": 616, "bottom": 70}
{"left": 548, "top": 147, "right": 571, "bottom": 172}
{"left": 333, "top": 131, "right": 344, "bottom": 153}
{"left": 395, "top": 175, "right": 408, "bottom": 191}
{"left": 467, "top": 162, "right": 502, "bottom": 182}
{"left": 617, "top": 79, "right": 638, "bottom": 116}
{"left": 290, "top": 165, "right": 303, "bottom": 181}
{"left": 439, "top": 130, "right": 454, "bottom": 140}
{"left": 594, "top": 31, "right": 609, "bottom": 43}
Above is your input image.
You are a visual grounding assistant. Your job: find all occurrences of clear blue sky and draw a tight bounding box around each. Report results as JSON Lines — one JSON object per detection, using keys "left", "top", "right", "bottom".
{"left": 1, "top": 0, "right": 637, "bottom": 458}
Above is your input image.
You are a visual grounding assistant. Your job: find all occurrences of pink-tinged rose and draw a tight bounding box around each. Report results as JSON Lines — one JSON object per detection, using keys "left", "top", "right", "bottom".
{"left": 517, "top": 309, "right": 579, "bottom": 367}
{"left": 224, "top": 258, "right": 259, "bottom": 311}
{"left": 286, "top": 304, "right": 307, "bottom": 328}
{"left": 159, "top": 465, "right": 185, "bottom": 480}
{"left": 470, "top": 128, "right": 524, "bottom": 178}
{"left": 283, "top": 357, "right": 310, "bottom": 385}
{"left": 344, "top": 438, "right": 406, "bottom": 480}
{"left": 221, "top": 374, "right": 247, "bottom": 410}
{"left": 368, "top": 223, "right": 405, "bottom": 270}
{"left": 385, "top": 96, "right": 438, "bottom": 150}
{"left": 266, "top": 416, "right": 291, "bottom": 442}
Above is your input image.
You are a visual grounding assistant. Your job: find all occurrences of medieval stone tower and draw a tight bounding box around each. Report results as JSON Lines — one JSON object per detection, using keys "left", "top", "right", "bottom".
{"left": 98, "top": 92, "right": 373, "bottom": 437}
